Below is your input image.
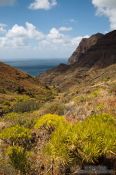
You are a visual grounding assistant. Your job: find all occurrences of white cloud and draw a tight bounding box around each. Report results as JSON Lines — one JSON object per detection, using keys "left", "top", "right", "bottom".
{"left": 92, "top": 0, "right": 116, "bottom": 30}
{"left": 0, "top": 0, "right": 16, "bottom": 6}
{"left": 6, "top": 22, "right": 44, "bottom": 40}
{"left": 71, "top": 35, "right": 89, "bottom": 46}
{"left": 29, "top": 0, "right": 57, "bottom": 10}
{"left": 0, "top": 23, "right": 7, "bottom": 33}
{"left": 0, "top": 22, "right": 89, "bottom": 58}
{"left": 0, "top": 22, "right": 44, "bottom": 48}
{"left": 47, "top": 27, "right": 64, "bottom": 43}
{"left": 59, "top": 26, "right": 72, "bottom": 32}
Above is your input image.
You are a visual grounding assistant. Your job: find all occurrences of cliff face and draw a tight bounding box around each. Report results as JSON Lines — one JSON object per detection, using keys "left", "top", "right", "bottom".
{"left": 68, "top": 33, "right": 104, "bottom": 64}
{"left": 38, "top": 30, "right": 116, "bottom": 90}
{"left": 68, "top": 31, "right": 116, "bottom": 68}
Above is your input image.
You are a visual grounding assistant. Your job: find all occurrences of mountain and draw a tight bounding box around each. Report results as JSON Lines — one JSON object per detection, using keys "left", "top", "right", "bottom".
{"left": 38, "top": 30, "right": 116, "bottom": 90}
{"left": 0, "top": 62, "right": 53, "bottom": 116}
{"left": 0, "top": 61, "right": 47, "bottom": 94}
{"left": 0, "top": 31, "right": 116, "bottom": 175}
{"left": 69, "top": 30, "right": 116, "bottom": 68}
{"left": 68, "top": 33, "right": 104, "bottom": 64}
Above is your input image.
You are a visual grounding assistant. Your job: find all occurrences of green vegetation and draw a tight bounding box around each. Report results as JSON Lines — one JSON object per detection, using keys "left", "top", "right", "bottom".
{"left": 0, "top": 65, "right": 116, "bottom": 175}
{"left": 0, "top": 125, "right": 31, "bottom": 146}
{"left": 40, "top": 101, "right": 65, "bottom": 115}
{"left": 7, "top": 146, "right": 31, "bottom": 175}
{"left": 43, "top": 114, "right": 116, "bottom": 171}
{"left": 13, "top": 100, "right": 40, "bottom": 113}
{"left": 2, "top": 112, "right": 37, "bottom": 129}
{"left": 0, "top": 112, "right": 116, "bottom": 174}
{"left": 35, "top": 114, "right": 66, "bottom": 129}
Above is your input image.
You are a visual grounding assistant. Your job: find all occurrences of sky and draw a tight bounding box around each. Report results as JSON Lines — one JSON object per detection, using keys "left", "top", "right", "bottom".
{"left": 0, "top": 0, "right": 116, "bottom": 60}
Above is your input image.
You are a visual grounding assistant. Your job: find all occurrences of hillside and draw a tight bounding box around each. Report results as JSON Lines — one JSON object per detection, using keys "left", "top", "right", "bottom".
{"left": 0, "top": 61, "right": 45, "bottom": 93}
{"left": 68, "top": 33, "right": 104, "bottom": 64}
{"left": 0, "top": 62, "right": 54, "bottom": 116}
{"left": 0, "top": 31, "right": 116, "bottom": 175}
{"left": 69, "top": 30, "right": 116, "bottom": 68}
{"left": 38, "top": 30, "right": 116, "bottom": 90}
{"left": 37, "top": 30, "right": 116, "bottom": 119}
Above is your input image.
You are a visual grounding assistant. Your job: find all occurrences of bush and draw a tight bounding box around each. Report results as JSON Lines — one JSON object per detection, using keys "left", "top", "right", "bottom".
{"left": 41, "top": 101, "right": 65, "bottom": 115}
{"left": 13, "top": 100, "right": 40, "bottom": 113}
{"left": 35, "top": 114, "right": 66, "bottom": 130}
{"left": 43, "top": 114, "right": 116, "bottom": 170}
{"left": 7, "top": 146, "right": 31, "bottom": 175}
{"left": 0, "top": 125, "right": 31, "bottom": 147}
{"left": 4, "top": 112, "right": 36, "bottom": 129}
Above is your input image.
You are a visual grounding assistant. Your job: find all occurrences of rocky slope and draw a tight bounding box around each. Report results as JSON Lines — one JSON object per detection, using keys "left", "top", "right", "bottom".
{"left": 0, "top": 61, "right": 49, "bottom": 94}
{"left": 0, "top": 62, "right": 53, "bottom": 116}
{"left": 70, "top": 30, "right": 116, "bottom": 68}
{"left": 0, "top": 31, "right": 116, "bottom": 175}
{"left": 68, "top": 33, "right": 104, "bottom": 64}
{"left": 38, "top": 30, "right": 116, "bottom": 90}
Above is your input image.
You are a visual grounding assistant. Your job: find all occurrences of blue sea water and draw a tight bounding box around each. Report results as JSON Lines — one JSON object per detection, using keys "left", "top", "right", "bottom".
{"left": 5, "top": 59, "right": 67, "bottom": 76}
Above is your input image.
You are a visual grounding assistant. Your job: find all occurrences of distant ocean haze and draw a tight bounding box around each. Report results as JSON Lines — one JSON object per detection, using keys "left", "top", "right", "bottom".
{"left": 4, "top": 59, "right": 67, "bottom": 76}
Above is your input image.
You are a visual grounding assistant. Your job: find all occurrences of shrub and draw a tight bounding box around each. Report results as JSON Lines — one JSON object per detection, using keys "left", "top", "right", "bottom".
{"left": 3, "top": 112, "right": 20, "bottom": 122}
{"left": 43, "top": 113, "right": 116, "bottom": 170}
{"left": 44, "top": 121, "right": 72, "bottom": 165}
{"left": 7, "top": 146, "right": 30, "bottom": 175}
{"left": 0, "top": 125, "right": 31, "bottom": 147}
{"left": 3, "top": 112, "right": 36, "bottom": 129}
{"left": 34, "top": 114, "right": 66, "bottom": 130}
{"left": 41, "top": 101, "right": 65, "bottom": 115}
{"left": 71, "top": 114, "right": 116, "bottom": 163}
{"left": 89, "top": 89, "right": 100, "bottom": 98}
{"left": 13, "top": 100, "right": 40, "bottom": 113}
{"left": 0, "top": 158, "right": 17, "bottom": 175}
{"left": 15, "top": 95, "right": 30, "bottom": 103}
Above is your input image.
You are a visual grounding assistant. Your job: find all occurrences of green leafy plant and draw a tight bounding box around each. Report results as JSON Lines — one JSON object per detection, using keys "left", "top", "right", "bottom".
{"left": 34, "top": 114, "right": 66, "bottom": 130}
{"left": 41, "top": 101, "right": 65, "bottom": 115}
{"left": 13, "top": 100, "right": 40, "bottom": 113}
{"left": 7, "top": 146, "right": 31, "bottom": 175}
{"left": 42, "top": 113, "right": 116, "bottom": 170}
{"left": 0, "top": 125, "right": 31, "bottom": 147}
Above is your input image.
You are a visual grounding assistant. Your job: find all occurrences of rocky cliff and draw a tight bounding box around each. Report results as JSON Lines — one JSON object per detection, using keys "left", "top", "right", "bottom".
{"left": 68, "top": 30, "right": 116, "bottom": 68}
{"left": 38, "top": 30, "right": 116, "bottom": 90}
{"left": 68, "top": 33, "right": 104, "bottom": 64}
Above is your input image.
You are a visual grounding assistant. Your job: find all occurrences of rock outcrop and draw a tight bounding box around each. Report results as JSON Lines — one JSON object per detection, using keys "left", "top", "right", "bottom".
{"left": 38, "top": 30, "right": 116, "bottom": 90}
{"left": 68, "top": 31, "right": 116, "bottom": 68}
{"left": 68, "top": 33, "right": 104, "bottom": 64}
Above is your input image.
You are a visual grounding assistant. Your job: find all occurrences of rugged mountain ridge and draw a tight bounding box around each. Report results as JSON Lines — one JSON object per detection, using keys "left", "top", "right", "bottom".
{"left": 68, "top": 33, "right": 104, "bottom": 64}
{"left": 0, "top": 31, "right": 116, "bottom": 175}
{"left": 69, "top": 30, "right": 116, "bottom": 68}
{"left": 38, "top": 30, "right": 116, "bottom": 89}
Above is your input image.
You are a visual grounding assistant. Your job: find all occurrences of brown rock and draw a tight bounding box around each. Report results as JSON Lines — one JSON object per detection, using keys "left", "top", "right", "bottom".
{"left": 68, "top": 30, "right": 116, "bottom": 68}
{"left": 69, "top": 33, "right": 104, "bottom": 64}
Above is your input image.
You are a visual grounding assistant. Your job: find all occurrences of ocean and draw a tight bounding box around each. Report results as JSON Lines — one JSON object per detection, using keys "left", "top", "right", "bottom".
{"left": 4, "top": 58, "right": 67, "bottom": 76}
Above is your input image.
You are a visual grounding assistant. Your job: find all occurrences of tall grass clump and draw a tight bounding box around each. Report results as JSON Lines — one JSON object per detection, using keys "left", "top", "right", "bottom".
{"left": 13, "top": 100, "right": 40, "bottom": 113}
{"left": 7, "top": 146, "right": 31, "bottom": 175}
{"left": 0, "top": 125, "right": 32, "bottom": 147}
{"left": 34, "top": 114, "right": 66, "bottom": 130}
{"left": 42, "top": 113, "right": 116, "bottom": 172}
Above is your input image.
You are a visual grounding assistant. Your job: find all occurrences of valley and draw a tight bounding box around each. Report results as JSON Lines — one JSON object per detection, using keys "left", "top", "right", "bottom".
{"left": 0, "top": 30, "right": 116, "bottom": 175}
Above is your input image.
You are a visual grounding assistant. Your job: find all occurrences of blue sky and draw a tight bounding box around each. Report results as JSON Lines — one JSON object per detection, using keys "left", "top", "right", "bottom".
{"left": 0, "top": 0, "right": 116, "bottom": 60}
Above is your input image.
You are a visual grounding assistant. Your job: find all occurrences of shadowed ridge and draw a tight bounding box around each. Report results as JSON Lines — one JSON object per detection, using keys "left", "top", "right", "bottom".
{"left": 68, "top": 33, "right": 104, "bottom": 64}
{"left": 38, "top": 30, "right": 116, "bottom": 90}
